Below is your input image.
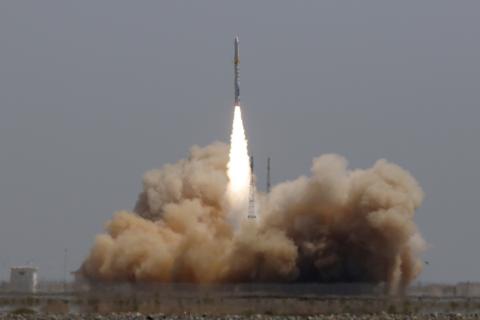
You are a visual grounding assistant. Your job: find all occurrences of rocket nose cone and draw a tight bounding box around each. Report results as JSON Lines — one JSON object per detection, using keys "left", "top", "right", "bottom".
{"left": 234, "top": 36, "right": 239, "bottom": 44}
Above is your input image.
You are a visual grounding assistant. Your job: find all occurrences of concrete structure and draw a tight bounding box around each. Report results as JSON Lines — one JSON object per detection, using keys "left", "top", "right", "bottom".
{"left": 9, "top": 266, "right": 38, "bottom": 293}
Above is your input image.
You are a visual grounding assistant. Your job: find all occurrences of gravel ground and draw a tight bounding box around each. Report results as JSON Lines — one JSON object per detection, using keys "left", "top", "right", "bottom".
{"left": 1, "top": 313, "right": 479, "bottom": 320}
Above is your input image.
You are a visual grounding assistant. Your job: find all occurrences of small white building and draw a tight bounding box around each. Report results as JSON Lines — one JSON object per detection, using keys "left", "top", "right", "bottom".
{"left": 9, "top": 266, "right": 38, "bottom": 293}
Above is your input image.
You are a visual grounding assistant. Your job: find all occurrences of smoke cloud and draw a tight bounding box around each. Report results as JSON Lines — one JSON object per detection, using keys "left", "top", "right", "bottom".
{"left": 81, "top": 142, "right": 425, "bottom": 292}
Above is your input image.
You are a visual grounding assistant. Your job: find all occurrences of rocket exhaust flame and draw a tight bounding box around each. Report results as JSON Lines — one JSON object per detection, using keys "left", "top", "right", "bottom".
{"left": 227, "top": 106, "right": 251, "bottom": 224}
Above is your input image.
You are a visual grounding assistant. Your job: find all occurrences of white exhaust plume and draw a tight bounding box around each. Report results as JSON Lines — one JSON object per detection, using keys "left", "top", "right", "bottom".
{"left": 226, "top": 106, "right": 251, "bottom": 223}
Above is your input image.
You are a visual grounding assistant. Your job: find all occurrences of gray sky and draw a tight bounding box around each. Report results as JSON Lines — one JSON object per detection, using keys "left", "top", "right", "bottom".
{"left": 0, "top": 1, "right": 479, "bottom": 282}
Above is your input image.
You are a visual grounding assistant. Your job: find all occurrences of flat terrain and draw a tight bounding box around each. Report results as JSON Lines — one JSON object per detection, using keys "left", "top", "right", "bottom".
{"left": 0, "top": 313, "right": 479, "bottom": 320}
{"left": 1, "top": 294, "right": 480, "bottom": 315}
{"left": 1, "top": 284, "right": 479, "bottom": 315}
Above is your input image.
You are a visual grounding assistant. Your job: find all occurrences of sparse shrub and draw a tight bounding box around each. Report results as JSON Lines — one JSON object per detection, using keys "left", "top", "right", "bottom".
{"left": 203, "top": 297, "right": 214, "bottom": 304}
{"left": 449, "top": 300, "right": 458, "bottom": 310}
{"left": 10, "top": 307, "right": 36, "bottom": 315}
{"left": 403, "top": 299, "right": 412, "bottom": 313}
{"left": 242, "top": 309, "right": 255, "bottom": 316}
{"left": 387, "top": 303, "right": 397, "bottom": 314}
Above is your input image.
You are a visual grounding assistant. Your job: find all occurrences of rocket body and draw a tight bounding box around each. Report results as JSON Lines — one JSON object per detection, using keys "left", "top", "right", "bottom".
{"left": 234, "top": 36, "right": 240, "bottom": 106}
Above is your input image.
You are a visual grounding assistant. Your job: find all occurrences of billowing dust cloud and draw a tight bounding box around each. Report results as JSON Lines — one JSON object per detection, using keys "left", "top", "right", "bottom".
{"left": 81, "top": 108, "right": 425, "bottom": 292}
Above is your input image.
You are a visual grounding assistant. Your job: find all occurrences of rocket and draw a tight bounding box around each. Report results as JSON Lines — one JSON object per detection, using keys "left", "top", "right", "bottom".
{"left": 234, "top": 36, "right": 240, "bottom": 106}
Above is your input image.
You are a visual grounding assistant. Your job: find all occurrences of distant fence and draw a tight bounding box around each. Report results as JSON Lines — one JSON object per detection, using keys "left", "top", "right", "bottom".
{"left": 81, "top": 282, "right": 387, "bottom": 298}
{"left": 2, "top": 280, "right": 480, "bottom": 298}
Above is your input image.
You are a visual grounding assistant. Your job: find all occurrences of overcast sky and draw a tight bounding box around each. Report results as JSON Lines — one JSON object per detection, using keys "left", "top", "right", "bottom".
{"left": 0, "top": 1, "right": 479, "bottom": 282}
